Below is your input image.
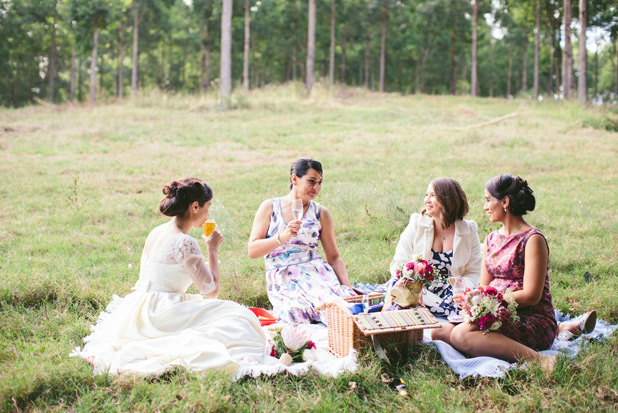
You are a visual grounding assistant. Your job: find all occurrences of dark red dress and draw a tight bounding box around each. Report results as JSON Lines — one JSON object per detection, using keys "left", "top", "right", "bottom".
{"left": 484, "top": 228, "right": 557, "bottom": 350}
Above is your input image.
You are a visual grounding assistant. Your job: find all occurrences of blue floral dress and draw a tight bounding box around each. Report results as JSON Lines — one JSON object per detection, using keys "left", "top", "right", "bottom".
{"left": 264, "top": 198, "right": 355, "bottom": 324}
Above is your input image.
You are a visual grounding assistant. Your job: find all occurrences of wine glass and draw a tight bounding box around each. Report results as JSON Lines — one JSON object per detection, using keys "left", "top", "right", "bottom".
{"left": 448, "top": 276, "right": 464, "bottom": 322}
{"left": 361, "top": 294, "right": 370, "bottom": 314}
{"left": 291, "top": 199, "right": 304, "bottom": 236}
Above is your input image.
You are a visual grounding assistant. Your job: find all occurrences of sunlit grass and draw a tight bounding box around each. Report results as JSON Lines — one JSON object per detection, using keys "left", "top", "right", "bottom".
{"left": 1, "top": 83, "right": 617, "bottom": 410}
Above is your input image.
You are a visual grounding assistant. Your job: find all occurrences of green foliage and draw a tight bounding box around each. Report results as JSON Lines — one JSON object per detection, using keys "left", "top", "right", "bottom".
{"left": 1, "top": 0, "right": 617, "bottom": 106}
{"left": 1, "top": 87, "right": 617, "bottom": 410}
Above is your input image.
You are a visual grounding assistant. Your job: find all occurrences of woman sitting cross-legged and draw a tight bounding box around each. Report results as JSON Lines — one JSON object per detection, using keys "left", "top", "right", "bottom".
{"left": 390, "top": 177, "right": 481, "bottom": 326}
{"left": 248, "top": 158, "right": 356, "bottom": 324}
{"left": 446, "top": 174, "right": 594, "bottom": 372}
{"left": 72, "top": 178, "right": 267, "bottom": 376}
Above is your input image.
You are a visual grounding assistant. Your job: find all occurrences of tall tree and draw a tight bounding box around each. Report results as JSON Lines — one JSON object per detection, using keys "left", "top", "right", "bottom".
{"left": 471, "top": 0, "right": 479, "bottom": 96}
{"left": 220, "top": 0, "right": 232, "bottom": 103}
{"left": 306, "top": 0, "right": 316, "bottom": 94}
{"left": 117, "top": 18, "right": 125, "bottom": 97}
{"left": 379, "top": 3, "right": 387, "bottom": 92}
{"left": 533, "top": 0, "right": 540, "bottom": 98}
{"left": 563, "top": 0, "right": 573, "bottom": 98}
{"left": 329, "top": 0, "right": 336, "bottom": 86}
{"left": 243, "top": 0, "right": 250, "bottom": 92}
{"left": 578, "top": 0, "right": 587, "bottom": 104}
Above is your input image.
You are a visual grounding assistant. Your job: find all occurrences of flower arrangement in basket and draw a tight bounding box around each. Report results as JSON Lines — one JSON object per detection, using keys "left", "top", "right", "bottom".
{"left": 383, "top": 255, "right": 439, "bottom": 311}
{"left": 458, "top": 286, "right": 520, "bottom": 333}
{"left": 270, "top": 325, "right": 317, "bottom": 365}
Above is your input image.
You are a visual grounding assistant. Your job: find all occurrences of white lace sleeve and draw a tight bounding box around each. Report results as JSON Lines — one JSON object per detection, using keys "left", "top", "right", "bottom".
{"left": 178, "top": 235, "right": 217, "bottom": 295}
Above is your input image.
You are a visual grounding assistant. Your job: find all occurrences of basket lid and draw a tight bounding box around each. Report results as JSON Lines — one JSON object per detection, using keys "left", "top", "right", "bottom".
{"left": 352, "top": 307, "right": 441, "bottom": 335}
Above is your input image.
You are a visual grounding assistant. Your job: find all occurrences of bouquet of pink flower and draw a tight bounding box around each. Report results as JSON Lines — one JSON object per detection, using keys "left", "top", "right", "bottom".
{"left": 394, "top": 255, "right": 438, "bottom": 287}
{"left": 383, "top": 255, "right": 439, "bottom": 311}
{"left": 458, "top": 286, "right": 520, "bottom": 333}
{"left": 270, "top": 326, "right": 317, "bottom": 363}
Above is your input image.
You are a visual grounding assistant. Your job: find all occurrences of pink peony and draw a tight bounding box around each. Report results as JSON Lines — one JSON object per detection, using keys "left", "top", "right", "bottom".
{"left": 406, "top": 262, "right": 415, "bottom": 271}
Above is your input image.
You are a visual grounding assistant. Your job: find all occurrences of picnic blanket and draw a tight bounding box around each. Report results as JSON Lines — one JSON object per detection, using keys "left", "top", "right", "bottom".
{"left": 425, "top": 310, "right": 617, "bottom": 379}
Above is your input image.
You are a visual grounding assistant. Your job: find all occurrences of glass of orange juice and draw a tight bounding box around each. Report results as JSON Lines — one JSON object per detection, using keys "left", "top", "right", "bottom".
{"left": 203, "top": 221, "right": 216, "bottom": 237}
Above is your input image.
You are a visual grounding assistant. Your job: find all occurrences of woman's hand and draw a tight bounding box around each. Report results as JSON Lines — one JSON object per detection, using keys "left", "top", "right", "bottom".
{"left": 279, "top": 219, "right": 301, "bottom": 243}
{"left": 203, "top": 227, "right": 224, "bottom": 251}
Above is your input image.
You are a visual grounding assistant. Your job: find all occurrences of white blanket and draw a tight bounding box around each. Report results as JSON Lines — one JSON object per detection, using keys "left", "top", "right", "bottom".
{"left": 426, "top": 310, "right": 617, "bottom": 379}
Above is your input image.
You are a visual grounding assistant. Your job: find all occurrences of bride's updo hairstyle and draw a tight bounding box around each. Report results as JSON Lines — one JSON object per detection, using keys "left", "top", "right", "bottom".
{"left": 289, "top": 157, "right": 323, "bottom": 189}
{"left": 159, "top": 178, "right": 213, "bottom": 217}
{"left": 485, "top": 174, "right": 535, "bottom": 216}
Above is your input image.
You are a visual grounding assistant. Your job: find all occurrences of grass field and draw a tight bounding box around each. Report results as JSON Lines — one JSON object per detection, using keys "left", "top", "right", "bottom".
{"left": 1, "top": 84, "right": 617, "bottom": 411}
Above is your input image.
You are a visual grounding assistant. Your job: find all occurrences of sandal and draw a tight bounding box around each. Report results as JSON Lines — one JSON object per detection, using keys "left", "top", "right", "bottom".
{"left": 557, "top": 310, "right": 597, "bottom": 341}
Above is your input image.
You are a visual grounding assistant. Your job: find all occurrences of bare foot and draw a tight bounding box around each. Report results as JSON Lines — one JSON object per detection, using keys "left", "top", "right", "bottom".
{"left": 538, "top": 354, "right": 556, "bottom": 376}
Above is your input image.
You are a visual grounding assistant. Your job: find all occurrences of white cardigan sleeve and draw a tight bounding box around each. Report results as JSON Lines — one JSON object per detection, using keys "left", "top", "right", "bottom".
{"left": 389, "top": 214, "right": 421, "bottom": 277}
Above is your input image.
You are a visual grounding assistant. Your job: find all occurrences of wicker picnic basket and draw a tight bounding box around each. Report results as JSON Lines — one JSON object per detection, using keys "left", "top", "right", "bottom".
{"left": 315, "top": 293, "right": 441, "bottom": 358}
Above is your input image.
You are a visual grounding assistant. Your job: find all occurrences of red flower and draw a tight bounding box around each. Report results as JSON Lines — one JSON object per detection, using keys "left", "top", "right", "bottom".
{"left": 308, "top": 341, "right": 316, "bottom": 350}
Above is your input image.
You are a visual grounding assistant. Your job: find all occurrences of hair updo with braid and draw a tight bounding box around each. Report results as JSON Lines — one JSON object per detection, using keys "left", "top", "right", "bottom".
{"left": 159, "top": 178, "right": 213, "bottom": 217}
{"left": 485, "top": 174, "right": 535, "bottom": 216}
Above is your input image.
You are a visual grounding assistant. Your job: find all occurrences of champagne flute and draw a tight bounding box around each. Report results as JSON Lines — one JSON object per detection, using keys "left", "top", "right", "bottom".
{"left": 361, "top": 294, "right": 370, "bottom": 314}
{"left": 291, "top": 198, "right": 304, "bottom": 236}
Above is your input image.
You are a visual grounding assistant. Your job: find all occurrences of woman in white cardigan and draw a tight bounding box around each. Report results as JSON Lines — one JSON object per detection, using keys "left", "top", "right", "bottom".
{"left": 390, "top": 177, "right": 481, "bottom": 340}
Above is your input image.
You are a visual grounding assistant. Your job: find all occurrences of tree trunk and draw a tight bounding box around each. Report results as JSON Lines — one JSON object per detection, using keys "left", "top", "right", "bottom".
{"left": 243, "top": 0, "right": 250, "bottom": 92}
{"left": 471, "top": 0, "right": 478, "bottom": 96}
{"left": 118, "top": 20, "right": 124, "bottom": 98}
{"left": 522, "top": 39, "right": 528, "bottom": 93}
{"left": 48, "top": 13, "right": 56, "bottom": 103}
{"left": 593, "top": 41, "right": 598, "bottom": 98}
{"left": 207, "top": 23, "right": 212, "bottom": 90}
{"left": 90, "top": 15, "right": 99, "bottom": 104}
{"left": 306, "top": 0, "right": 316, "bottom": 95}
{"left": 329, "top": 0, "right": 336, "bottom": 86}
{"left": 99, "top": 51, "right": 104, "bottom": 94}
{"left": 379, "top": 5, "right": 387, "bottom": 93}
{"left": 182, "top": 39, "right": 188, "bottom": 91}
{"left": 449, "top": 0, "right": 457, "bottom": 95}
{"left": 616, "top": 29, "right": 618, "bottom": 96}
{"left": 578, "top": 0, "right": 587, "bottom": 104}
{"left": 364, "top": 32, "right": 370, "bottom": 88}
{"left": 534, "top": 0, "right": 540, "bottom": 98}
{"left": 420, "top": 48, "right": 429, "bottom": 94}
{"left": 4, "top": 63, "right": 10, "bottom": 107}
{"left": 563, "top": 0, "right": 572, "bottom": 99}
{"left": 292, "top": 0, "right": 299, "bottom": 82}
{"left": 548, "top": 34, "right": 555, "bottom": 94}
{"left": 200, "top": 22, "right": 207, "bottom": 93}
{"left": 131, "top": 2, "right": 139, "bottom": 97}
{"left": 78, "top": 58, "right": 83, "bottom": 102}
{"left": 489, "top": 38, "right": 495, "bottom": 97}
{"left": 507, "top": 44, "right": 513, "bottom": 97}
{"left": 70, "top": 47, "right": 77, "bottom": 103}
{"left": 341, "top": 23, "right": 346, "bottom": 84}
{"left": 220, "top": 0, "right": 233, "bottom": 103}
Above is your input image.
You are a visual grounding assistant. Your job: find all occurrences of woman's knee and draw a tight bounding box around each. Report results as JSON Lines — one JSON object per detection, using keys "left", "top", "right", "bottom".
{"left": 450, "top": 324, "right": 473, "bottom": 351}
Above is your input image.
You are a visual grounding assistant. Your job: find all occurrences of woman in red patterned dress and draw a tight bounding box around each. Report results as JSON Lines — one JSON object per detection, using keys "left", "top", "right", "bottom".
{"left": 447, "top": 175, "right": 591, "bottom": 372}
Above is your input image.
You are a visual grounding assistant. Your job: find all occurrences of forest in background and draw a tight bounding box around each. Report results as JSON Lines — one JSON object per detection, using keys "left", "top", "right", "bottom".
{"left": 1, "top": 0, "right": 617, "bottom": 108}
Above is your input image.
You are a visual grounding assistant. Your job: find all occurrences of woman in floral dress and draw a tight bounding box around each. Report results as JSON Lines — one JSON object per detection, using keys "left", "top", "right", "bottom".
{"left": 248, "top": 158, "right": 355, "bottom": 324}
{"left": 448, "top": 175, "right": 590, "bottom": 372}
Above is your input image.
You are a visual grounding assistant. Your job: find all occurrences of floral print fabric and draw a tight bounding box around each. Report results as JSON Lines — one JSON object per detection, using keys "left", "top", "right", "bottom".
{"left": 426, "top": 249, "right": 458, "bottom": 317}
{"left": 265, "top": 198, "right": 355, "bottom": 324}
{"left": 485, "top": 228, "right": 557, "bottom": 350}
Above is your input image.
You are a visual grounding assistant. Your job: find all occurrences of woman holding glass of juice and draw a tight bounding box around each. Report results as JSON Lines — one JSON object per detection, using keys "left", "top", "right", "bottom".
{"left": 248, "top": 158, "right": 355, "bottom": 324}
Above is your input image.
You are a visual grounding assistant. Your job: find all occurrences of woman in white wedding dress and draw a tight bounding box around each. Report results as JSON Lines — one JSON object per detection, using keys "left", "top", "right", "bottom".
{"left": 72, "top": 178, "right": 268, "bottom": 376}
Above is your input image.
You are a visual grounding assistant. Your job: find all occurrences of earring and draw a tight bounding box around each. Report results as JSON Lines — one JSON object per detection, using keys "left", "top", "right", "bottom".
{"left": 503, "top": 207, "right": 507, "bottom": 213}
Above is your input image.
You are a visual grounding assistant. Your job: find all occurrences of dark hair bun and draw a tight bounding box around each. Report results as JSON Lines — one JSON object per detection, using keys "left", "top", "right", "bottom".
{"left": 159, "top": 178, "right": 213, "bottom": 217}
{"left": 485, "top": 174, "right": 535, "bottom": 216}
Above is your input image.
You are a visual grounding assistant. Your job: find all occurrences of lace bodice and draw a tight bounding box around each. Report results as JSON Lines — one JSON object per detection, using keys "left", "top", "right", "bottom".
{"left": 134, "top": 231, "right": 216, "bottom": 295}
